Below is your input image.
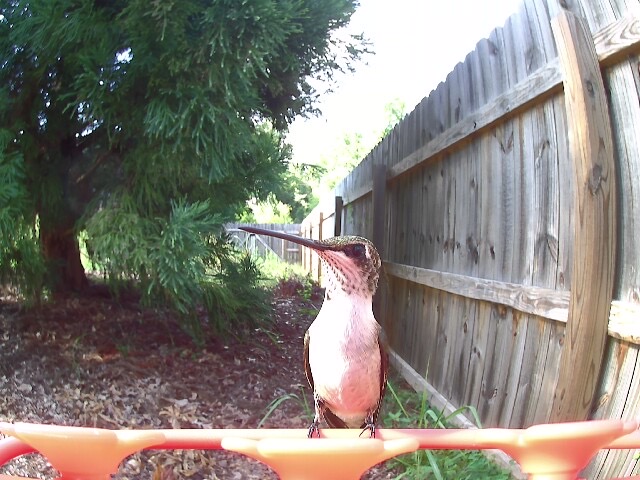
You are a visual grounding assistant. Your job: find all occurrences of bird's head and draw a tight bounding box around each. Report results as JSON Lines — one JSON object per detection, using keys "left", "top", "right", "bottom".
{"left": 312, "top": 236, "right": 380, "bottom": 297}
{"left": 238, "top": 227, "right": 381, "bottom": 297}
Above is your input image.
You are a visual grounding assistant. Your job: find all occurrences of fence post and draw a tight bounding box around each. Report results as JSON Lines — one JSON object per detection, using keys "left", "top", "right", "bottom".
{"left": 317, "top": 212, "right": 324, "bottom": 284}
{"left": 549, "top": 10, "right": 617, "bottom": 422}
{"left": 334, "top": 196, "right": 343, "bottom": 237}
{"left": 372, "top": 163, "right": 387, "bottom": 324}
{"left": 372, "top": 165, "right": 386, "bottom": 254}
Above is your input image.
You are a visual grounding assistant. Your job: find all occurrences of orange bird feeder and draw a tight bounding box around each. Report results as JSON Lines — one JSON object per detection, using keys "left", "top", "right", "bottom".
{"left": 1, "top": 420, "right": 639, "bottom": 480}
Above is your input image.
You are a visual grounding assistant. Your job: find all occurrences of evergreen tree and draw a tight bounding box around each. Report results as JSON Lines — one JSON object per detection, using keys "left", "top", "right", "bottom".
{"left": 0, "top": 0, "right": 365, "bottom": 302}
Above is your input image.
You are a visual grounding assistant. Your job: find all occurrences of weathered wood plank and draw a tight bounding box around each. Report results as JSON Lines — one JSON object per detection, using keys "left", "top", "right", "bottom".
{"left": 582, "top": 0, "right": 640, "bottom": 473}
{"left": 549, "top": 9, "right": 617, "bottom": 422}
{"left": 498, "top": 8, "right": 534, "bottom": 428}
{"left": 463, "top": 300, "right": 490, "bottom": 409}
{"left": 341, "top": 181, "right": 372, "bottom": 207}
{"left": 336, "top": 14, "right": 640, "bottom": 210}
{"left": 511, "top": 0, "right": 562, "bottom": 429}
{"left": 333, "top": 196, "right": 343, "bottom": 236}
{"left": 585, "top": 339, "right": 640, "bottom": 479}
{"left": 384, "top": 261, "right": 569, "bottom": 321}
{"left": 388, "top": 59, "right": 563, "bottom": 182}
{"left": 530, "top": 321, "right": 564, "bottom": 424}
{"left": 456, "top": 46, "right": 491, "bottom": 409}
{"left": 609, "top": 301, "right": 640, "bottom": 343}
{"left": 514, "top": 316, "right": 549, "bottom": 427}
{"left": 594, "top": 14, "right": 640, "bottom": 67}
{"left": 372, "top": 163, "right": 386, "bottom": 322}
{"left": 384, "top": 261, "right": 640, "bottom": 340}
{"left": 604, "top": 27, "right": 640, "bottom": 309}
{"left": 450, "top": 296, "right": 477, "bottom": 409}
{"left": 388, "top": 348, "right": 475, "bottom": 429}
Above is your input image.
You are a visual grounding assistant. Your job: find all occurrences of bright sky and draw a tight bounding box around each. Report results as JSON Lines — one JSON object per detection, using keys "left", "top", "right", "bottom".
{"left": 286, "top": 0, "right": 522, "bottom": 166}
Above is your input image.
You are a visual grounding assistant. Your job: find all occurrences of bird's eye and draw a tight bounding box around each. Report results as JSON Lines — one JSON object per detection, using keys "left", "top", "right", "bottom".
{"left": 345, "top": 244, "right": 366, "bottom": 258}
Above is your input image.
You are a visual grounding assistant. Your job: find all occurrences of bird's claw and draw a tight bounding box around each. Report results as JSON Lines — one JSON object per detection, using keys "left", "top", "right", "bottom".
{"left": 307, "top": 421, "right": 321, "bottom": 438}
{"left": 359, "top": 415, "right": 377, "bottom": 438}
{"left": 359, "top": 423, "right": 376, "bottom": 438}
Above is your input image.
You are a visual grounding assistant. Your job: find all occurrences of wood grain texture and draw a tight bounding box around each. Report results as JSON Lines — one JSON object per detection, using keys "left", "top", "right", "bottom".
{"left": 581, "top": 6, "right": 640, "bottom": 477}
{"left": 370, "top": 12, "right": 640, "bottom": 199}
{"left": 594, "top": 14, "right": 640, "bottom": 66}
{"left": 384, "top": 261, "right": 640, "bottom": 342}
{"left": 333, "top": 196, "right": 343, "bottom": 236}
{"left": 388, "top": 59, "right": 563, "bottom": 182}
{"left": 549, "top": 9, "right": 617, "bottom": 422}
{"left": 585, "top": 338, "right": 640, "bottom": 478}
{"left": 384, "top": 261, "right": 570, "bottom": 320}
{"left": 609, "top": 302, "right": 640, "bottom": 343}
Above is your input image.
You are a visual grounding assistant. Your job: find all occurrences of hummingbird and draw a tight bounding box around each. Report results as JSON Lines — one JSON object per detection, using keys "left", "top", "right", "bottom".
{"left": 239, "top": 226, "right": 388, "bottom": 437}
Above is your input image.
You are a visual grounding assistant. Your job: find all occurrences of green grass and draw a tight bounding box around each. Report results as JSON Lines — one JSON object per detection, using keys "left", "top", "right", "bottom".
{"left": 258, "top": 380, "right": 515, "bottom": 479}
{"left": 252, "top": 253, "right": 311, "bottom": 287}
{"left": 382, "top": 382, "right": 514, "bottom": 480}
{"left": 258, "top": 386, "right": 313, "bottom": 429}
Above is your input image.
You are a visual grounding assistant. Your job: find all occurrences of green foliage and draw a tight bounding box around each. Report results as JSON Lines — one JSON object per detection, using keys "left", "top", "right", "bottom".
{"left": 255, "top": 254, "right": 310, "bottom": 283}
{"left": 266, "top": 97, "right": 409, "bottom": 217}
{"left": 0, "top": 130, "right": 46, "bottom": 300}
{"left": 85, "top": 199, "right": 271, "bottom": 341}
{"left": 0, "top": 0, "right": 365, "bottom": 303}
{"left": 381, "top": 98, "right": 408, "bottom": 137}
{"left": 383, "top": 382, "right": 513, "bottom": 480}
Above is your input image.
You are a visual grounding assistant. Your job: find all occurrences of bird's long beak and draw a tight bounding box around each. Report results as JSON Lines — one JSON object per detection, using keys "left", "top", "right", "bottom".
{"left": 239, "top": 226, "right": 330, "bottom": 252}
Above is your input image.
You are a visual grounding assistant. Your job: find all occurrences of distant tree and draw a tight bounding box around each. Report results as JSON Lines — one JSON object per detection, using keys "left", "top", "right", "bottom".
{"left": 0, "top": 0, "right": 366, "bottom": 304}
{"left": 308, "top": 98, "right": 409, "bottom": 205}
{"left": 381, "top": 98, "right": 407, "bottom": 137}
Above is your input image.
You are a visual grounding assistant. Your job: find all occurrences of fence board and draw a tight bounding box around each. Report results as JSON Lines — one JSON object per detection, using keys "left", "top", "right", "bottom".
{"left": 388, "top": 60, "right": 562, "bottom": 183}
{"left": 586, "top": 339, "right": 640, "bottom": 477}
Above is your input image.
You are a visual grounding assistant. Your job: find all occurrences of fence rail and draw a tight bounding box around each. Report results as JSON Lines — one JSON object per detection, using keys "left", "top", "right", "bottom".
{"left": 300, "top": 1, "right": 640, "bottom": 478}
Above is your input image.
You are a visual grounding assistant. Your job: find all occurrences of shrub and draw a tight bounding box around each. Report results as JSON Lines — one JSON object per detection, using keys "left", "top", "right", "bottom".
{"left": 85, "top": 198, "right": 271, "bottom": 343}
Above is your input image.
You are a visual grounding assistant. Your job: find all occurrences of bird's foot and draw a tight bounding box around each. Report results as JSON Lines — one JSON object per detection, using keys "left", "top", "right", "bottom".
{"left": 358, "top": 424, "right": 376, "bottom": 438}
{"left": 359, "top": 415, "right": 377, "bottom": 438}
{"left": 307, "top": 420, "right": 321, "bottom": 438}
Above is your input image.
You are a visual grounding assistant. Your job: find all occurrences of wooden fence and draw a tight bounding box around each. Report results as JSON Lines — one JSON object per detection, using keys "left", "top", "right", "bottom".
{"left": 226, "top": 223, "right": 302, "bottom": 264}
{"left": 300, "top": 0, "right": 640, "bottom": 477}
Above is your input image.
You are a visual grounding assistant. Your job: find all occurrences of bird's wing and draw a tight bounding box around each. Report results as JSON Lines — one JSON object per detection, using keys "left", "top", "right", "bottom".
{"left": 379, "top": 336, "right": 389, "bottom": 401}
{"left": 303, "top": 329, "right": 314, "bottom": 390}
{"left": 371, "top": 333, "right": 389, "bottom": 424}
{"left": 324, "top": 406, "right": 349, "bottom": 428}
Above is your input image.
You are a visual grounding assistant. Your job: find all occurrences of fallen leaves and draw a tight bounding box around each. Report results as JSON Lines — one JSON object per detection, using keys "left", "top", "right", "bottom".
{"left": 0, "top": 292, "right": 313, "bottom": 479}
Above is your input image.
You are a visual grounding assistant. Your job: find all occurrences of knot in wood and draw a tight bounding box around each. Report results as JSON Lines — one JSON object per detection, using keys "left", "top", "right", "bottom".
{"left": 585, "top": 79, "right": 595, "bottom": 98}
{"left": 588, "top": 163, "right": 603, "bottom": 195}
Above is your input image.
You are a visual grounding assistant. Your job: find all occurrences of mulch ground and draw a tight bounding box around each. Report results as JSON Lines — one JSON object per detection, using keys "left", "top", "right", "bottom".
{"left": 0, "top": 284, "right": 400, "bottom": 479}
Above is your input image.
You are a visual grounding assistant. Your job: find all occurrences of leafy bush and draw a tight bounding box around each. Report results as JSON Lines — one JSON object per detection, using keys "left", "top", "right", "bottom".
{"left": 85, "top": 198, "right": 271, "bottom": 343}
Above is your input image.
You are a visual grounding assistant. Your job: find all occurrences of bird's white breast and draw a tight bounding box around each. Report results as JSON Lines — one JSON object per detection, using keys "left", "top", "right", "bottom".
{"left": 308, "top": 294, "right": 382, "bottom": 427}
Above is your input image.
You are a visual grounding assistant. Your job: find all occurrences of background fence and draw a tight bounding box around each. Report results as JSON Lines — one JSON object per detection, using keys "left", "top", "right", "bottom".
{"left": 300, "top": 0, "right": 640, "bottom": 477}
{"left": 227, "top": 223, "right": 302, "bottom": 264}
